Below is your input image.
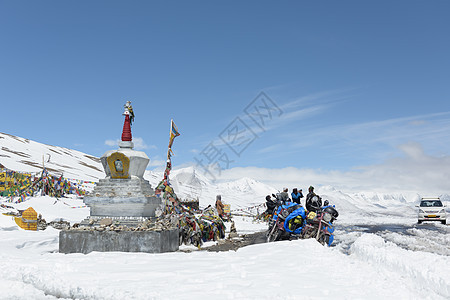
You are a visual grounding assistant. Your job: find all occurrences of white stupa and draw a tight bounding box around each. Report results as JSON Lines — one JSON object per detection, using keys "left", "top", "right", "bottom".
{"left": 83, "top": 102, "right": 161, "bottom": 217}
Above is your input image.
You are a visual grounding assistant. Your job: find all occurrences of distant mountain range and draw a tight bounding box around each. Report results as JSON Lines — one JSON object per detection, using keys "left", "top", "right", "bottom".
{"left": 2, "top": 132, "right": 447, "bottom": 215}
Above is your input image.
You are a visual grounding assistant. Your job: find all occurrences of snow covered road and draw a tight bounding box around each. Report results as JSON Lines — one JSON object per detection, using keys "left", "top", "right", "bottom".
{"left": 335, "top": 222, "right": 450, "bottom": 256}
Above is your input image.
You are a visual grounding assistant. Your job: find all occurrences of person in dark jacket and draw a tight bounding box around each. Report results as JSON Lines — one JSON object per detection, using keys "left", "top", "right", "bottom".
{"left": 279, "top": 188, "right": 290, "bottom": 203}
{"left": 291, "top": 188, "right": 303, "bottom": 205}
{"left": 265, "top": 195, "right": 277, "bottom": 214}
{"left": 305, "top": 186, "right": 322, "bottom": 212}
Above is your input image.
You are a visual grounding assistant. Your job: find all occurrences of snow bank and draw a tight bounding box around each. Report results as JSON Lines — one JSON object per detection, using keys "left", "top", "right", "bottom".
{"left": 350, "top": 233, "right": 450, "bottom": 299}
{"left": 0, "top": 238, "right": 430, "bottom": 299}
{"left": 11, "top": 196, "right": 89, "bottom": 224}
{"left": 1, "top": 198, "right": 449, "bottom": 299}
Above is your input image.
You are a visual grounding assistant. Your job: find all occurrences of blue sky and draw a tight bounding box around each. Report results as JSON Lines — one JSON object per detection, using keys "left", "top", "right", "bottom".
{"left": 1, "top": 1, "right": 450, "bottom": 180}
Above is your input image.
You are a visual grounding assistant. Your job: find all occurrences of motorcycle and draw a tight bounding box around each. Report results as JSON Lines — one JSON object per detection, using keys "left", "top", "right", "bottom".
{"left": 301, "top": 204, "right": 339, "bottom": 246}
{"left": 267, "top": 200, "right": 306, "bottom": 242}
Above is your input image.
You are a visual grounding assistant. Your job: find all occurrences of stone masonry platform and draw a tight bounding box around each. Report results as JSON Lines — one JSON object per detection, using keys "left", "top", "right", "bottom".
{"left": 59, "top": 228, "right": 179, "bottom": 254}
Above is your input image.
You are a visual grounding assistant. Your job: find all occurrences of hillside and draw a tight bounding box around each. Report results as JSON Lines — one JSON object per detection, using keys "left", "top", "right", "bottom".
{"left": 0, "top": 132, "right": 103, "bottom": 181}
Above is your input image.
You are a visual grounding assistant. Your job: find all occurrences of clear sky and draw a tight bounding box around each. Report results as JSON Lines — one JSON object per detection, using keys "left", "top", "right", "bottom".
{"left": 1, "top": 1, "right": 450, "bottom": 186}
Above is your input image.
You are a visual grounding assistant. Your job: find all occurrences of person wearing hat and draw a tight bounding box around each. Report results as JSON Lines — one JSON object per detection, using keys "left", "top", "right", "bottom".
{"left": 215, "top": 195, "right": 225, "bottom": 220}
{"left": 306, "top": 186, "right": 315, "bottom": 201}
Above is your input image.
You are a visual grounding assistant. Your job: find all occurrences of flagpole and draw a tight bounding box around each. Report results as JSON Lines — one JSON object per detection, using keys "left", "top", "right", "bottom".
{"left": 165, "top": 119, "right": 173, "bottom": 213}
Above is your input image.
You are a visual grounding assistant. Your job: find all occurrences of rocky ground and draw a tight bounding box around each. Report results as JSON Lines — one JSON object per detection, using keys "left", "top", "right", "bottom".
{"left": 202, "top": 231, "right": 268, "bottom": 252}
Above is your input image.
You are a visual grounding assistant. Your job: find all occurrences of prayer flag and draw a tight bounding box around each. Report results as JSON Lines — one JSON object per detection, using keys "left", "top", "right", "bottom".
{"left": 168, "top": 120, "right": 180, "bottom": 148}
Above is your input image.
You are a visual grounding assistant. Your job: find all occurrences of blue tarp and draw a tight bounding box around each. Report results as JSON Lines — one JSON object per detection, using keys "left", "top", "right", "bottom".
{"left": 273, "top": 202, "right": 299, "bottom": 221}
{"left": 283, "top": 206, "right": 307, "bottom": 234}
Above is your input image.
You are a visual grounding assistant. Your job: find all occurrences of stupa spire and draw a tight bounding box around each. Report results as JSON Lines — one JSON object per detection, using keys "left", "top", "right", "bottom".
{"left": 119, "top": 101, "right": 134, "bottom": 149}
{"left": 121, "top": 114, "right": 132, "bottom": 141}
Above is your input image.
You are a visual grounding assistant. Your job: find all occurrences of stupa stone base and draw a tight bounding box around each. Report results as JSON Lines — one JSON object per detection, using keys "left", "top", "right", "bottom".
{"left": 83, "top": 177, "right": 161, "bottom": 217}
{"left": 59, "top": 228, "right": 179, "bottom": 254}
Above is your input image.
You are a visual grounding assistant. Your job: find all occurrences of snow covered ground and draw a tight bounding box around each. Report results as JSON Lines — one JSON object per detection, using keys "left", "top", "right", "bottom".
{"left": 0, "top": 194, "right": 449, "bottom": 299}
{"left": 0, "top": 133, "right": 449, "bottom": 299}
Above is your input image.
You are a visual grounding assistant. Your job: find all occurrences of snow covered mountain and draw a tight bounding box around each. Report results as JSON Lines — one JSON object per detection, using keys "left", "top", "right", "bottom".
{"left": 0, "top": 132, "right": 103, "bottom": 181}
{"left": 1, "top": 132, "right": 447, "bottom": 218}
{"left": 145, "top": 167, "right": 277, "bottom": 209}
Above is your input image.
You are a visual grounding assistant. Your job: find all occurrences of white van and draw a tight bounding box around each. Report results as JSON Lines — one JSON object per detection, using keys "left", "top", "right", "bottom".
{"left": 417, "top": 198, "right": 447, "bottom": 225}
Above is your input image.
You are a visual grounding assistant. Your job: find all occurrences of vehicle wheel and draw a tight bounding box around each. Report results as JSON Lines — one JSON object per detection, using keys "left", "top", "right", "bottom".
{"left": 441, "top": 220, "right": 447, "bottom": 225}
{"left": 267, "top": 232, "right": 275, "bottom": 242}
{"left": 267, "top": 228, "right": 283, "bottom": 242}
{"left": 267, "top": 226, "right": 277, "bottom": 242}
{"left": 302, "top": 226, "right": 317, "bottom": 239}
{"left": 317, "top": 233, "right": 330, "bottom": 246}
{"left": 266, "top": 220, "right": 275, "bottom": 235}
{"left": 417, "top": 220, "right": 422, "bottom": 224}
{"left": 266, "top": 225, "right": 273, "bottom": 237}
{"left": 273, "top": 230, "right": 282, "bottom": 242}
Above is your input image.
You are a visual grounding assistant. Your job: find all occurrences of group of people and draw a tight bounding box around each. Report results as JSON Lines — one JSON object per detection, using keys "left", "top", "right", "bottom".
{"left": 265, "top": 186, "right": 328, "bottom": 214}
{"left": 214, "top": 186, "right": 327, "bottom": 220}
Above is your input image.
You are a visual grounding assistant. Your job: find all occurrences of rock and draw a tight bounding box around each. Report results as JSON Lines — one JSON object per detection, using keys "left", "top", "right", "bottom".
{"left": 217, "top": 239, "right": 227, "bottom": 245}
{"left": 48, "top": 220, "right": 71, "bottom": 230}
{"left": 228, "top": 232, "right": 239, "bottom": 239}
{"left": 99, "top": 218, "right": 112, "bottom": 226}
{"left": 230, "top": 221, "right": 237, "bottom": 233}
